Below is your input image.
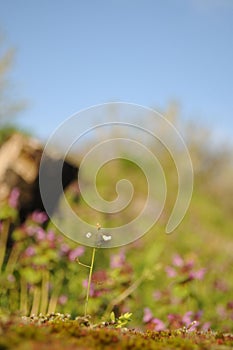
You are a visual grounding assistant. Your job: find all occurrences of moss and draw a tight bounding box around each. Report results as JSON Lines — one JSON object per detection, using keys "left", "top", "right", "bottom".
{"left": 0, "top": 317, "right": 233, "bottom": 350}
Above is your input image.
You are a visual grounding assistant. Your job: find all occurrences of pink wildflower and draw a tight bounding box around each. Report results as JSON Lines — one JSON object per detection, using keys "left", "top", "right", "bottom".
{"left": 182, "top": 311, "right": 193, "bottom": 326}
{"left": 60, "top": 243, "right": 70, "bottom": 254}
{"left": 47, "top": 230, "right": 55, "bottom": 242}
{"left": 110, "top": 251, "right": 126, "bottom": 269}
{"left": 8, "top": 188, "right": 20, "bottom": 208}
{"left": 202, "top": 322, "right": 211, "bottom": 331}
{"left": 31, "top": 211, "right": 48, "bottom": 224}
{"left": 165, "top": 266, "right": 177, "bottom": 277}
{"left": 68, "top": 246, "right": 85, "bottom": 261}
{"left": 152, "top": 318, "right": 166, "bottom": 331}
{"left": 189, "top": 268, "right": 206, "bottom": 280}
{"left": 25, "top": 246, "right": 36, "bottom": 257}
{"left": 143, "top": 307, "right": 153, "bottom": 323}
{"left": 58, "top": 295, "right": 68, "bottom": 305}
{"left": 36, "top": 227, "right": 46, "bottom": 241}
{"left": 25, "top": 225, "right": 36, "bottom": 236}
{"left": 172, "top": 254, "right": 184, "bottom": 267}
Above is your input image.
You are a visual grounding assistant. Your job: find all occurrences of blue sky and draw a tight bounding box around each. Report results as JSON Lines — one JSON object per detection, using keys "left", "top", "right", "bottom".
{"left": 0, "top": 0, "right": 233, "bottom": 142}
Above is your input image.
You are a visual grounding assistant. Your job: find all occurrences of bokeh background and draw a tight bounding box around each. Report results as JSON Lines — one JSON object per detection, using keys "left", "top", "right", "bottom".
{"left": 0, "top": 0, "right": 233, "bottom": 333}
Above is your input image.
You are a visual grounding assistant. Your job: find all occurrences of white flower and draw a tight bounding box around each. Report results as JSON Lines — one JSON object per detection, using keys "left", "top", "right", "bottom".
{"left": 102, "top": 234, "right": 112, "bottom": 241}
{"left": 86, "top": 232, "right": 92, "bottom": 239}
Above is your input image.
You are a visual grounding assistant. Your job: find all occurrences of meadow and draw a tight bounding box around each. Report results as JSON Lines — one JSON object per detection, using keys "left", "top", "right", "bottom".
{"left": 0, "top": 123, "right": 233, "bottom": 349}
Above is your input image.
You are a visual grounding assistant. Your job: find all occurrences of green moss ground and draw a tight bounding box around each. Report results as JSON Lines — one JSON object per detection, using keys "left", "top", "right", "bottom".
{"left": 1, "top": 318, "right": 233, "bottom": 350}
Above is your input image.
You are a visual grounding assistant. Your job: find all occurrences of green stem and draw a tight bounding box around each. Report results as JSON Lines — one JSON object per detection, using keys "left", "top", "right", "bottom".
{"left": 0, "top": 219, "right": 10, "bottom": 272}
{"left": 20, "top": 276, "right": 28, "bottom": 315}
{"left": 5, "top": 242, "right": 21, "bottom": 276}
{"left": 47, "top": 292, "right": 59, "bottom": 315}
{"left": 30, "top": 286, "right": 41, "bottom": 316}
{"left": 47, "top": 271, "right": 64, "bottom": 314}
{"left": 40, "top": 269, "right": 50, "bottom": 314}
{"left": 84, "top": 247, "right": 96, "bottom": 316}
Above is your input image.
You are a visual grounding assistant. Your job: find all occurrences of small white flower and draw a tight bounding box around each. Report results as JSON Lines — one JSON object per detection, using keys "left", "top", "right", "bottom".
{"left": 86, "top": 232, "right": 92, "bottom": 239}
{"left": 102, "top": 234, "right": 112, "bottom": 241}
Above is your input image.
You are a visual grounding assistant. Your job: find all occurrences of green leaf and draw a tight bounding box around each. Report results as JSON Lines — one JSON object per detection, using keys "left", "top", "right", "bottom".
{"left": 20, "top": 267, "right": 42, "bottom": 284}
{"left": 110, "top": 311, "right": 115, "bottom": 322}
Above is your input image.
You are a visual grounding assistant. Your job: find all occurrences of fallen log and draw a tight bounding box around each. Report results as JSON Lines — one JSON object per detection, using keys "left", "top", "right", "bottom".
{"left": 0, "top": 133, "right": 78, "bottom": 221}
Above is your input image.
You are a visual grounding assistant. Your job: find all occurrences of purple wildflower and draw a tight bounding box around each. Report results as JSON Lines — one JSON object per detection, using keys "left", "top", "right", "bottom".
{"left": 68, "top": 246, "right": 85, "bottom": 261}
{"left": 185, "top": 259, "right": 195, "bottom": 270}
{"left": 143, "top": 308, "right": 166, "bottom": 331}
{"left": 58, "top": 295, "right": 68, "bottom": 305}
{"left": 31, "top": 211, "right": 48, "bottom": 224}
{"left": 110, "top": 251, "right": 126, "bottom": 269}
{"left": 172, "top": 254, "right": 184, "bottom": 267}
{"left": 60, "top": 243, "right": 70, "bottom": 254}
{"left": 36, "top": 227, "right": 46, "bottom": 241}
{"left": 189, "top": 268, "right": 206, "bottom": 280}
{"left": 165, "top": 266, "right": 177, "bottom": 277}
{"left": 143, "top": 307, "right": 153, "bottom": 323}
{"left": 8, "top": 188, "right": 20, "bottom": 208}
{"left": 187, "top": 321, "right": 199, "bottom": 332}
{"left": 152, "top": 318, "right": 166, "bottom": 331}
{"left": 182, "top": 311, "right": 193, "bottom": 326}
{"left": 47, "top": 230, "right": 55, "bottom": 242}
{"left": 202, "top": 322, "right": 211, "bottom": 331}
{"left": 25, "top": 246, "right": 36, "bottom": 257}
{"left": 25, "top": 225, "right": 36, "bottom": 236}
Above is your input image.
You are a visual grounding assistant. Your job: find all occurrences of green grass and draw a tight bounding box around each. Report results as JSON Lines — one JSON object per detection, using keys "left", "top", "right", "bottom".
{"left": 1, "top": 127, "right": 233, "bottom": 347}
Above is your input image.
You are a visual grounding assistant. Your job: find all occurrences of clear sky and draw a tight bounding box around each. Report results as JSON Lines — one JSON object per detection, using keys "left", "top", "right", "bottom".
{"left": 0, "top": 0, "right": 232, "bottom": 142}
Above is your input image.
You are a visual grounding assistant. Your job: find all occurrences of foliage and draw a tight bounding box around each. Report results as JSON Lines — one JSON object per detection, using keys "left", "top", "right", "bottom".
{"left": 0, "top": 120, "right": 233, "bottom": 335}
{"left": 110, "top": 311, "right": 133, "bottom": 328}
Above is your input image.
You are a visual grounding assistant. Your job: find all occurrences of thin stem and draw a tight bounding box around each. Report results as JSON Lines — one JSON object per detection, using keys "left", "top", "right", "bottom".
{"left": 76, "top": 257, "right": 91, "bottom": 269}
{"left": 5, "top": 242, "right": 21, "bottom": 276}
{"left": 9, "top": 287, "right": 18, "bottom": 311}
{"left": 47, "top": 292, "right": 59, "bottom": 314}
{"left": 47, "top": 271, "right": 64, "bottom": 314}
{"left": 40, "top": 269, "right": 50, "bottom": 314}
{"left": 84, "top": 247, "right": 96, "bottom": 317}
{"left": 30, "top": 286, "right": 41, "bottom": 316}
{"left": 0, "top": 219, "right": 10, "bottom": 272}
{"left": 20, "top": 276, "right": 28, "bottom": 315}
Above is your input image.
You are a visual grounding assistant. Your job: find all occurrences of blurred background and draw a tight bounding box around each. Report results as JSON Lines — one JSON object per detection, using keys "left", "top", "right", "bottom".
{"left": 0, "top": 0, "right": 233, "bottom": 332}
